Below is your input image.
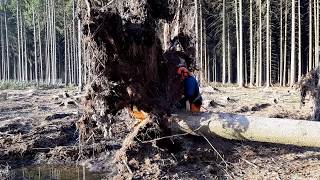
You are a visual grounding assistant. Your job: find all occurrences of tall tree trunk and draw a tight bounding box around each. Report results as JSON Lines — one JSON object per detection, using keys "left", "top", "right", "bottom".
{"left": 1, "top": 14, "right": 4, "bottom": 81}
{"left": 290, "top": 0, "right": 296, "bottom": 86}
{"left": 4, "top": 0, "right": 9, "bottom": 80}
{"left": 195, "top": 0, "right": 199, "bottom": 83}
{"left": 23, "top": 20, "right": 27, "bottom": 81}
{"left": 173, "top": 0, "right": 182, "bottom": 37}
{"left": 235, "top": 0, "right": 240, "bottom": 85}
{"left": 38, "top": 16, "right": 43, "bottom": 82}
{"left": 256, "top": 28, "right": 260, "bottom": 85}
{"left": 52, "top": 0, "right": 55, "bottom": 83}
{"left": 45, "top": 0, "right": 50, "bottom": 83}
{"left": 68, "top": 28, "right": 72, "bottom": 84}
{"left": 54, "top": 0, "right": 57, "bottom": 83}
{"left": 17, "top": 2, "right": 21, "bottom": 81}
{"left": 199, "top": 2, "right": 203, "bottom": 85}
{"left": 84, "top": 42, "right": 87, "bottom": 85}
{"left": 78, "top": 6, "right": 82, "bottom": 90}
{"left": 163, "top": 23, "right": 170, "bottom": 51}
{"left": 245, "top": 50, "right": 247, "bottom": 85}
{"left": 280, "top": 0, "right": 284, "bottom": 86}
{"left": 222, "top": 0, "right": 226, "bottom": 84}
{"left": 72, "top": 0, "right": 76, "bottom": 84}
{"left": 228, "top": 25, "right": 231, "bottom": 84}
{"left": 314, "top": 0, "right": 317, "bottom": 69}
{"left": 51, "top": 0, "right": 55, "bottom": 84}
{"left": 259, "top": 0, "right": 262, "bottom": 86}
{"left": 20, "top": 9, "right": 25, "bottom": 81}
{"left": 249, "top": 0, "right": 254, "bottom": 86}
{"left": 298, "top": 0, "right": 302, "bottom": 82}
{"left": 213, "top": 49, "right": 216, "bottom": 83}
{"left": 266, "top": 0, "right": 270, "bottom": 87}
{"left": 314, "top": 0, "right": 319, "bottom": 67}
{"left": 284, "top": 0, "right": 288, "bottom": 86}
{"left": 33, "top": 10, "right": 38, "bottom": 84}
{"left": 239, "top": 0, "right": 243, "bottom": 87}
{"left": 309, "top": 0, "right": 313, "bottom": 72}
{"left": 203, "top": 19, "right": 207, "bottom": 82}
{"left": 64, "top": 9, "right": 67, "bottom": 84}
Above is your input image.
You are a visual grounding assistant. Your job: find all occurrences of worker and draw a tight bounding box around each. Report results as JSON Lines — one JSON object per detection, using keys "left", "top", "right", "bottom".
{"left": 176, "top": 66, "right": 202, "bottom": 112}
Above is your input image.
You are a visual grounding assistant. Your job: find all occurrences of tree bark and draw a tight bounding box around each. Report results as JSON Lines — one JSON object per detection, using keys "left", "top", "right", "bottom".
{"left": 38, "top": 15, "right": 43, "bottom": 82}
{"left": 203, "top": 20, "right": 207, "bottom": 82}
{"left": 222, "top": 0, "right": 226, "bottom": 84}
{"left": 228, "top": 25, "right": 231, "bottom": 84}
{"left": 1, "top": 14, "right": 5, "bottom": 80}
{"left": 239, "top": 0, "right": 244, "bottom": 87}
{"left": 23, "top": 19, "right": 27, "bottom": 81}
{"left": 315, "top": 0, "right": 319, "bottom": 68}
{"left": 256, "top": 31, "right": 259, "bottom": 85}
{"left": 284, "top": 0, "right": 288, "bottom": 86}
{"left": 170, "top": 112, "right": 320, "bottom": 148}
{"left": 78, "top": 10, "right": 82, "bottom": 90}
{"left": 4, "top": 0, "right": 8, "bottom": 81}
{"left": 45, "top": 0, "right": 50, "bottom": 83}
{"left": 249, "top": 0, "right": 254, "bottom": 87}
{"left": 64, "top": 9, "right": 67, "bottom": 84}
{"left": 298, "top": 0, "right": 302, "bottom": 82}
{"left": 163, "top": 23, "right": 170, "bottom": 51}
{"left": 290, "top": 0, "right": 296, "bottom": 86}
{"left": 195, "top": 0, "right": 200, "bottom": 83}
{"left": 53, "top": 0, "right": 57, "bottom": 83}
{"left": 258, "top": 0, "right": 262, "bottom": 86}
{"left": 68, "top": 28, "right": 72, "bottom": 84}
{"left": 235, "top": 0, "right": 240, "bottom": 85}
{"left": 72, "top": 0, "right": 76, "bottom": 84}
{"left": 309, "top": 0, "right": 313, "bottom": 72}
{"left": 266, "top": 0, "right": 271, "bottom": 87}
{"left": 199, "top": 2, "right": 203, "bottom": 85}
{"left": 17, "top": 2, "right": 21, "bottom": 81}
{"left": 20, "top": 8, "right": 25, "bottom": 81}
{"left": 280, "top": 0, "right": 284, "bottom": 86}
{"left": 33, "top": 10, "right": 38, "bottom": 84}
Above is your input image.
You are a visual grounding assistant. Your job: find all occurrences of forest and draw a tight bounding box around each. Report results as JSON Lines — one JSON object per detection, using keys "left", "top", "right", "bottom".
{"left": 198, "top": 0, "right": 318, "bottom": 87}
{"left": 0, "top": 0, "right": 82, "bottom": 86}
{"left": 1, "top": 0, "right": 320, "bottom": 179}
{"left": 0, "top": 0, "right": 317, "bottom": 88}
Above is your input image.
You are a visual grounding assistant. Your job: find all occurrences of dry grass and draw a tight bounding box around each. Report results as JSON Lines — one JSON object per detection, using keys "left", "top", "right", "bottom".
{"left": 202, "top": 86, "right": 312, "bottom": 120}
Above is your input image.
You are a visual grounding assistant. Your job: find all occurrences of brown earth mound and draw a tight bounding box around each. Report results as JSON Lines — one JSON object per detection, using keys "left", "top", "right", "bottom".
{"left": 78, "top": 0, "right": 200, "bottom": 178}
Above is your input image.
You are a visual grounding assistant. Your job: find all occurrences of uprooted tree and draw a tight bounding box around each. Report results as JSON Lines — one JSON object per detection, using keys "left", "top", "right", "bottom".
{"left": 80, "top": 0, "right": 197, "bottom": 116}
{"left": 77, "top": 0, "right": 198, "bottom": 168}
{"left": 300, "top": 67, "right": 320, "bottom": 121}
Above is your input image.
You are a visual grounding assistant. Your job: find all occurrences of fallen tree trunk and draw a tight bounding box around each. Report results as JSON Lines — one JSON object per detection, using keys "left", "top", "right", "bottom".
{"left": 170, "top": 112, "right": 320, "bottom": 147}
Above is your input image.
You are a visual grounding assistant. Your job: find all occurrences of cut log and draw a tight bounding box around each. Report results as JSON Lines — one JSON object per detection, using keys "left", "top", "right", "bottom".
{"left": 170, "top": 112, "right": 320, "bottom": 147}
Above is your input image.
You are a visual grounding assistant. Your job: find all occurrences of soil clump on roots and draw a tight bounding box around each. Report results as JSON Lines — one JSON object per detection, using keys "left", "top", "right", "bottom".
{"left": 77, "top": 0, "right": 204, "bottom": 178}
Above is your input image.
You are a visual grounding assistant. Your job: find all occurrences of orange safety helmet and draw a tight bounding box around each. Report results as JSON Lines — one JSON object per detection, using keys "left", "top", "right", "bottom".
{"left": 177, "top": 66, "right": 189, "bottom": 80}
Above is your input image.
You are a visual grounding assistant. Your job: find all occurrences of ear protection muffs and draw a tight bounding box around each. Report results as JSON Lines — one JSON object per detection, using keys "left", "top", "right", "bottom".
{"left": 177, "top": 67, "right": 189, "bottom": 79}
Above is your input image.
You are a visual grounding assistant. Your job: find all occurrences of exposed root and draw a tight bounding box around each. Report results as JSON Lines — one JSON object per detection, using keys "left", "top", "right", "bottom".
{"left": 115, "top": 117, "right": 152, "bottom": 164}
{"left": 300, "top": 67, "right": 320, "bottom": 120}
{"left": 300, "top": 67, "right": 319, "bottom": 106}
{"left": 77, "top": 0, "right": 200, "bottom": 178}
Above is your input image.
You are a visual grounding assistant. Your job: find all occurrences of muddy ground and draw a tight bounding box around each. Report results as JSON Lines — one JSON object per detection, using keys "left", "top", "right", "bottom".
{"left": 0, "top": 86, "right": 320, "bottom": 179}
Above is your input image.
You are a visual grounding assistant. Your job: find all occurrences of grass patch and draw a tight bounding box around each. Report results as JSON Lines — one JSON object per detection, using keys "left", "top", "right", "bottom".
{"left": 209, "top": 82, "right": 240, "bottom": 88}
{"left": 0, "top": 81, "right": 77, "bottom": 90}
{"left": 0, "top": 81, "right": 36, "bottom": 90}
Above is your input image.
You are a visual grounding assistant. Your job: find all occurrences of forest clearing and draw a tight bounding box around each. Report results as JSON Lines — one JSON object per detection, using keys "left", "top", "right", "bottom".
{"left": 0, "top": 86, "right": 319, "bottom": 179}
{"left": 1, "top": 0, "right": 320, "bottom": 179}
